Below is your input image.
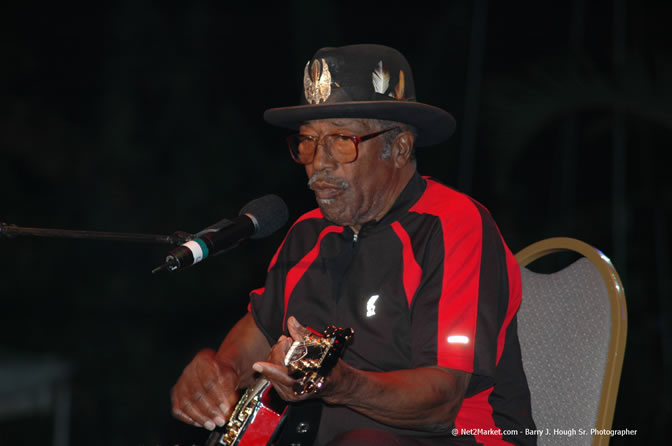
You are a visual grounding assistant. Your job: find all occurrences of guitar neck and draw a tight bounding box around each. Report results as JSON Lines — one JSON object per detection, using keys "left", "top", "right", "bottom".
{"left": 233, "top": 377, "right": 270, "bottom": 416}
{"left": 248, "top": 377, "right": 270, "bottom": 399}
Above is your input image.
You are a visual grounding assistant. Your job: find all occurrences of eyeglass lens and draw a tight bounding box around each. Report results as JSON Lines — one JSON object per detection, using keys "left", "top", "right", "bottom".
{"left": 292, "top": 135, "right": 357, "bottom": 164}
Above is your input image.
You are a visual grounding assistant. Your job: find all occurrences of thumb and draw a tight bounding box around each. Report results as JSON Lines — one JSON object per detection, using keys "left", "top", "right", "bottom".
{"left": 287, "top": 316, "right": 310, "bottom": 342}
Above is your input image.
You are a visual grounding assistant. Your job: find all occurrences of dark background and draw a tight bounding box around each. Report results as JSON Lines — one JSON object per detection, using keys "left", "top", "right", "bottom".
{"left": 1, "top": 1, "right": 669, "bottom": 444}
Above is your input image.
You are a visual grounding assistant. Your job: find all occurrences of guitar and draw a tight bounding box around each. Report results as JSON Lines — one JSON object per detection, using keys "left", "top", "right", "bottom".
{"left": 205, "top": 325, "right": 354, "bottom": 446}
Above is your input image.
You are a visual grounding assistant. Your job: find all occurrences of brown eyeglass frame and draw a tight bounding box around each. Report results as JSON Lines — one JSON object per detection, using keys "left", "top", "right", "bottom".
{"left": 287, "top": 126, "right": 401, "bottom": 164}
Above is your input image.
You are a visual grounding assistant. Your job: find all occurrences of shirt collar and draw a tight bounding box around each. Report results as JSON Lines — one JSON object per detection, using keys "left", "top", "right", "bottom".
{"left": 357, "top": 170, "right": 427, "bottom": 234}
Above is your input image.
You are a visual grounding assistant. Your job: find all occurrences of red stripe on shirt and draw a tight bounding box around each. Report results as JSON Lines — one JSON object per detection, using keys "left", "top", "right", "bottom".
{"left": 455, "top": 387, "right": 513, "bottom": 445}
{"left": 267, "top": 208, "right": 324, "bottom": 272}
{"left": 282, "top": 225, "right": 343, "bottom": 331}
{"left": 410, "top": 179, "right": 482, "bottom": 372}
{"left": 390, "top": 221, "right": 423, "bottom": 308}
{"left": 436, "top": 222, "right": 481, "bottom": 371}
{"left": 247, "top": 287, "right": 265, "bottom": 312}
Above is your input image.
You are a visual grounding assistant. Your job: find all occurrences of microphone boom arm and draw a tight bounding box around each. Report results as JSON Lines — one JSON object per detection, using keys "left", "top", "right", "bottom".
{"left": 0, "top": 222, "right": 192, "bottom": 245}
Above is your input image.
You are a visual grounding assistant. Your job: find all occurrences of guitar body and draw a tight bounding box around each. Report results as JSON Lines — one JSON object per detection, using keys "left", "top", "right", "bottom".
{"left": 205, "top": 326, "right": 353, "bottom": 446}
{"left": 205, "top": 384, "right": 285, "bottom": 446}
{"left": 234, "top": 405, "right": 282, "bottom": 446}
{"left": 205, "top": 379, "right": 287, "bottom": 446}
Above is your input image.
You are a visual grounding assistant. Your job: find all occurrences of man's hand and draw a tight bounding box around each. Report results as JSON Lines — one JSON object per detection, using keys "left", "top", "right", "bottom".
{"left": 171, "top": 349, "right": 239, "bottom": 431}
{"left": 251, "top": 316, "right": 333, "bottom": 402}
{"left": 170, "top": 312, "right": 271, "bottom": 431}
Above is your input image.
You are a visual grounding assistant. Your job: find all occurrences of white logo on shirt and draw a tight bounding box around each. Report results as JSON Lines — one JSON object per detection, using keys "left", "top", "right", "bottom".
{"left": 366, "top": 294, "right": 380, "bottom": 317}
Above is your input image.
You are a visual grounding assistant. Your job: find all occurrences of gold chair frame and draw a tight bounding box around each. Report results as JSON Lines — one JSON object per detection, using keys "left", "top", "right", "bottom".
{"left": 516, "top": 237, "right": 627, "bottom": 446}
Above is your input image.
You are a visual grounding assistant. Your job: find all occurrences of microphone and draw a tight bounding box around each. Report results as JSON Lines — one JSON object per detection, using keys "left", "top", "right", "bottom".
{"left": 152, "top": 194, "right": 288, "bottom": 273}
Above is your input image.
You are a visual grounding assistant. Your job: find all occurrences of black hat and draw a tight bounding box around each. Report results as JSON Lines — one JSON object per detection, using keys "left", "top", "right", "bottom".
{"left": 263, "top": 44, "right": 456, "bottom": 146}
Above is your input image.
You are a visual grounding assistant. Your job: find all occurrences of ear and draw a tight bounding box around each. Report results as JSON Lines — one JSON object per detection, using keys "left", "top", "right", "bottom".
{"left": 391, "top": 131, "right": 415, "bottom": 168}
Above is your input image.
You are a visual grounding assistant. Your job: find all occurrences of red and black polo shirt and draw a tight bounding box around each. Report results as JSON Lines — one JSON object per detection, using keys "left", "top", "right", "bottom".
{"left": 249, "top": 172, "right": 536, "bottom": 445}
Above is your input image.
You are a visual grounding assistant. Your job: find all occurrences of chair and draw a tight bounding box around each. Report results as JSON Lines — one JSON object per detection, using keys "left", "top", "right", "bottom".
{"left": 515, "top": 237, "right": 627, "bottom": 445}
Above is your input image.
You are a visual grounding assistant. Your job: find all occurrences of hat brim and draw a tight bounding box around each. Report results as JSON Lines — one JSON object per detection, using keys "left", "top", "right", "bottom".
{"left": 263, "top": 101, "right": 456, "bottom": 147}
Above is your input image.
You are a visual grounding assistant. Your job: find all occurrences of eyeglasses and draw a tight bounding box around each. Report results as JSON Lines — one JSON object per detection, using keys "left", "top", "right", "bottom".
{"left": 287, "top": 127, "right": 400, "bottom": 165}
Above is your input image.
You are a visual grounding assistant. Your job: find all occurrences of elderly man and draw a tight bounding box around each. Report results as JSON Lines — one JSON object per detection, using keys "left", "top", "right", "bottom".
{"left": 171, "top": 44, "right": 536, "bottom": 445}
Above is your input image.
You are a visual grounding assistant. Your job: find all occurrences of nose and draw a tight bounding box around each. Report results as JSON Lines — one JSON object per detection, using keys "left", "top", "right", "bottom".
{"left": 310, "top": 139, "right": 336, "bottom": 171}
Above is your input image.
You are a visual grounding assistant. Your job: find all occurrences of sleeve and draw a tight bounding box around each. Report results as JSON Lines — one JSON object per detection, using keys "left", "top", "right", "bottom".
{"left": 409, "top": 202, "right": 511, "bottom": 390}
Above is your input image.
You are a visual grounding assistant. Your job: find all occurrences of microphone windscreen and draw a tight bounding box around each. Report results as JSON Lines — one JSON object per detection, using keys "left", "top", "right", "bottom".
{"left": 240, "top": 194, "right": 289, "bottom": 239}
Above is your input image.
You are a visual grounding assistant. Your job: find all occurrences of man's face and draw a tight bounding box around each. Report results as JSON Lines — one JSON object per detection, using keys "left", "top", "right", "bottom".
{"left": 300, "top": 118, "right": 401, "bottom": 228}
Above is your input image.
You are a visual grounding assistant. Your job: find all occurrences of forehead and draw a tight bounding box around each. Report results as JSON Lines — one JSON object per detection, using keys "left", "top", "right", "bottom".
{"left": 299, "top": 118, "right": 371, "bottom": 133}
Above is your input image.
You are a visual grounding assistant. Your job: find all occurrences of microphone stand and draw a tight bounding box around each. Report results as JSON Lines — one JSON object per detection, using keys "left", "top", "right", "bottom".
{"left": 0, "top": 221, "right": 193, "bottom": 248}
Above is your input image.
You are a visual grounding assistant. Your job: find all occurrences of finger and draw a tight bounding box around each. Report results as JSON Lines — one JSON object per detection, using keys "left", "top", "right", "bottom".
{"left": 267, "top": 380, "right": 302, "bottom": 402}
{"left": 171, "top": 390, "right": 198, "bottom": 425}
{"left": 287, "top": 316, "right": 310, "bottom": 341}
{"left": 173, "top": 353, "right": 233, "bottom": 430}
{"left": 172, "top": 389, "right": 213, "bottom": 430}
{"left": 206, "top": 376, "right": 239, "bottom": 420}
{"left": 172, "top": 408, "right": 202, "bottom": 427}
{"left": 194, "top": 389, "right": 228, "bottom": 428}
{"left": 205, "top": 358, "right": 240, "bottom": 419}
{"left": 268, "top": 336, "right": 294, "bottom": 365}
{"left": 252, "top": 361, "right": 295, "bottom": 387}
{"left": 195, "top": 363, "right": 232, "bottom": 426}
{"left": 252, "top": 361, "right": 306, "bottom": 403}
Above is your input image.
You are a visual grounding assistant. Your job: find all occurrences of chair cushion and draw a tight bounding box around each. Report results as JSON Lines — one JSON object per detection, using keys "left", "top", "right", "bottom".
{"left": 518, "top": 257, "right": 611, "bottom": 442}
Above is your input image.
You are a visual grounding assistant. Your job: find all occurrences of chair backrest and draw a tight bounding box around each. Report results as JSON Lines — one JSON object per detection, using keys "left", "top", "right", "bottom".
{"left": 515, "top": 237, "right": 627, "bottom": 446}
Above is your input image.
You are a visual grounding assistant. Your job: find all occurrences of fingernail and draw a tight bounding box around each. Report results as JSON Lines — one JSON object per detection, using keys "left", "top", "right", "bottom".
{"left": 194, "top": 422, "right": 202, "bottom": 428}
{"left": 219, "top": 403, "right": 229, "bottom": 413}
{"left": 214, "top": 416, "right": 226, "bottom": 426}
{"left": 204, "top": 420, "right": 216, "bottom": 431}
{"left": 252, "top": 363, "right": 263, "bottom": 373}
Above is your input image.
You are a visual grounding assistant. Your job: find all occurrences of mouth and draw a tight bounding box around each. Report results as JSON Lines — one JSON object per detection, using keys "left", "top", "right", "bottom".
{"left": 310, "top": 181, "right": 345, "bottom": 201}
